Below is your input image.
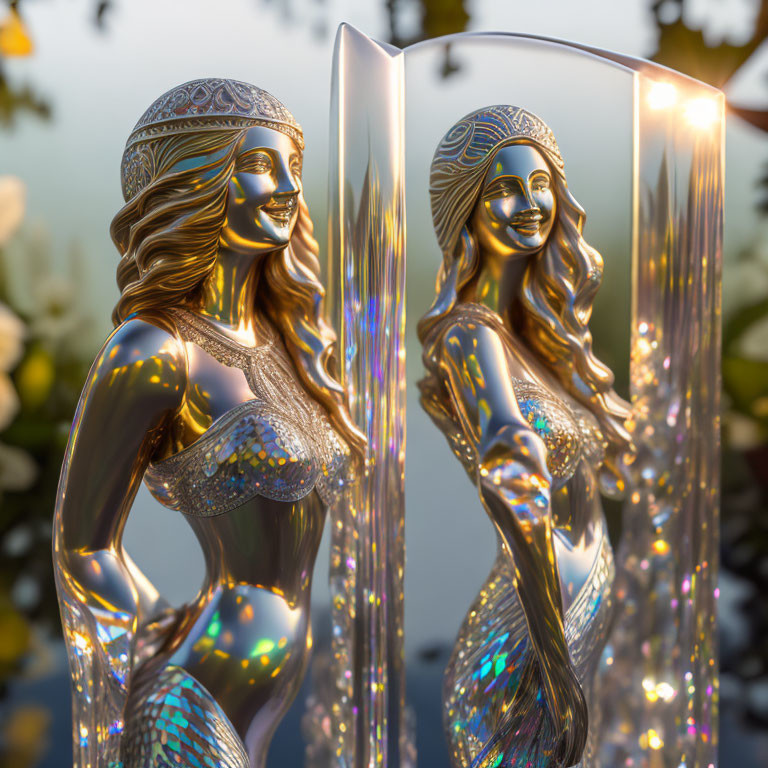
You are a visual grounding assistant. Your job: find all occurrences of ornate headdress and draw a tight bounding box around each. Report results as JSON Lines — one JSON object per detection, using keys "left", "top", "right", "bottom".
{"left": 430, "top": 105, "right": 562, "bottom": 259}
{"left": 120, "top": 78, "right": 304, "bottom": 201}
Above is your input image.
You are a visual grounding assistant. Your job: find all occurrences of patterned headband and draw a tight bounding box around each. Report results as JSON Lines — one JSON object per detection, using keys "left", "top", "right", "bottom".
{"left": 120, "top": 78, "right": 303, "bottom": 201}
{"left": 430, "top": 105, "right": 563, "bottom": 257}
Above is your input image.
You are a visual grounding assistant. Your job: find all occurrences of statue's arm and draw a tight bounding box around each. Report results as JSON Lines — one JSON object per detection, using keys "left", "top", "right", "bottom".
{"left": 436, "top": 319, "right": 587, "bottom": 765}
{"left": 53, "top": 317, "right": 186, "bottom": 767}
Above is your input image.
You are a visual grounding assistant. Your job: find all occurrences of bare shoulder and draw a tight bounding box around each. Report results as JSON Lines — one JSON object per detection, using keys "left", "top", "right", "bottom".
{"left": 437, "top": 312, "right": 531, "bottom": 385}
{"left": 439, "top": 313, "right": 501, "bottom": 349}
{"left": 58, "top": 315, "right": 188, "bottom": 553}
{"left": 88, "top": 314, "right": 187, "bottom": 405}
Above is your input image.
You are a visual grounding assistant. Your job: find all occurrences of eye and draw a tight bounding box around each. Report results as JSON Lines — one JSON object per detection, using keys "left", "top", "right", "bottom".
{"left": 485, "top": 179, "right": 518, "bottom": 200}
{"left": 290, "top": 158, "right": 302, "bottom": 178}
{"left": 531, "top": 175, "right": 551, "bottom": 192}
{"left": 237, "top": 151, "right": 272, "bottom": 174}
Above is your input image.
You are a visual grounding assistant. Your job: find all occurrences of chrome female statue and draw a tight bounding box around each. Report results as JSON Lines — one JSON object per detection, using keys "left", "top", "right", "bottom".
{"left": 418, "top": 106, "right": 632, "bottom": 768}
{"left": 53, "top": 78, "right": 363, "bottom": 768}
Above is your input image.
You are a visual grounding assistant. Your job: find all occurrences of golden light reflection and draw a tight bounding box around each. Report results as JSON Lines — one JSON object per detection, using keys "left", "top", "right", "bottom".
{"left": 642, "top": 676, "right": 677, "bottom": 703}
{"left": 684, "top": 97, "right": 720, "bottom": 129}
{"left": 646, "top": 82, "right": 721, "bottom": 133}
{"left": 652, "top": 539, "right": 670, "bottom": 556}
{"left": 647, "top": 82, "right": 677, "bottom": 111}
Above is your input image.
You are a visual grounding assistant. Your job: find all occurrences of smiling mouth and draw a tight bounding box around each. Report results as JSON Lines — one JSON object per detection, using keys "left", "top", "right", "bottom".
{"left": 510, "top": 212, "right": 543, "bottom": 236}
{"left": 263, "top": 198, "right": 297, "bottom": 226}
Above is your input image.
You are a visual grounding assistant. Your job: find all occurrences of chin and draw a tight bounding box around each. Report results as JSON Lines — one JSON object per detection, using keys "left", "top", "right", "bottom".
{"left": 257, "top": 226, "right": 292, "bottom": 247}
{"left": 273, "top": 230, "right": 293, "bottom": 246}
{"left": 508, "top": 231, "right": 549, "bottom": 256}
{"left": 270, "top": 221, "right": 298, "bottom": 244}
{"left": 502, "top": 236, "right": 545, "bottom": 255}
{"left": 502, "top": 226, "right": 551, "bottom": 254}
{"left": 520, "top": 236, "right": 546, "bottom": 251}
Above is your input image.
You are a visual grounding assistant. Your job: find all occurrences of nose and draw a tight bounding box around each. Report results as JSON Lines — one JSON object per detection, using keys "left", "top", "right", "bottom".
{"left": 519, "top": 181, "right": 539, "bottom": 212}
{"left": 273, "top": 159, "right": 299, "bottom": 199}
{"left": 502, "top": 182, "right": 539, "bottom": 220}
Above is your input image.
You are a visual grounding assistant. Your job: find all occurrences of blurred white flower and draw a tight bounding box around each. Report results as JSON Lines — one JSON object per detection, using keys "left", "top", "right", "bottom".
{"left": 0, "top": 301, "right": 25, "bottom": 371}
{"left": 0, "top": 175, "right": 26, "bottom": 247}
{"left": 737, "top": 314, "right": 768, "bottom": 362}
{"left": 2, "top": 524, "right": 33, "bottom": 556}
{"left": 29, "top": 274, "right": 84, "bottom": 344}
{"left": 0, "top": 372, "right": 20, "bottom": 430}
{"left": 0, "top": 441, "right": 36, "bottom": 491}
{"left": 724, "top": 411, "right": 762, "bottom": 451}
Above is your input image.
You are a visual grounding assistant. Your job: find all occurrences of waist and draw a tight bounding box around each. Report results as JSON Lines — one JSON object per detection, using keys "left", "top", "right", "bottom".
{"left": 169, "top": 583, "right": 312, "bottom": 681}
{"left": 136, "top": 582, "right": 314, "bottom": 749}
{"left": 183, "top": 492, "right": 325, "bottom": 597}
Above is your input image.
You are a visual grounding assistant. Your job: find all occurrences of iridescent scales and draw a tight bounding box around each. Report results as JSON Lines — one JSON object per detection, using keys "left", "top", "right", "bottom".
{"left": 443, "top": 556, "right": 531, "bottom": 764}
{"left": 421, "top": 373, "right": 605, "bottom": 490}
{"left": 512, "top": 378, "right": 595, "bottom": 487}
{"left": 444, "top": 538, "right": 614, "bottom": 768}
{"left": 145, "top": 402, "right": 323, "bottom": 514}
{"left": 121, "top": 666, "right": 249, "bottom": 768}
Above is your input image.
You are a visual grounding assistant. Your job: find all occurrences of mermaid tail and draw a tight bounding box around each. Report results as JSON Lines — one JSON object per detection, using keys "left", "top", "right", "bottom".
{"left": 120, "top": 665, "right": 249, "bottom": 768}
{"left": 444, "top": 538, "right": 614, "bottom": 768}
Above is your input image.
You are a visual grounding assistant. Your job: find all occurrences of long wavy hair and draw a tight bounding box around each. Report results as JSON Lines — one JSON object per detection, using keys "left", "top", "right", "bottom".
{"left": 418, "top": 105, "right": 631, "bottom": 492}
{"left": 110, "top": 126, "right": 365, "bottom": 460}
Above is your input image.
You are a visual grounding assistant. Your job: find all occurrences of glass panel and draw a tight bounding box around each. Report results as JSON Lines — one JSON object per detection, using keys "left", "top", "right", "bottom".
{"left": 325, "top": 24, "right": 409, "bottom": 768}
{"left": 600, "top": 73, "right": 723, "bottom": 768}
{"left": 329, "top": 28, "right": 722, "bottom": 768}
{"left": 403, "top": 35, "right": 634, "bottom": 767}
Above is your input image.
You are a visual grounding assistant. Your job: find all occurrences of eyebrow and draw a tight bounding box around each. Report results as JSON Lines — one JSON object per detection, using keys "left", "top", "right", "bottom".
{"left": 237, "top": 146, "right": 301, "bottom": 163}
{"left": 484, "top": 170, "right": 550, "bottom": 192}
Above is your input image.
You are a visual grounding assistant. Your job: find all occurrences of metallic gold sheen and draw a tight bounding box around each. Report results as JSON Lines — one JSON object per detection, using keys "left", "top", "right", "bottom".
{"left": 53, "top": 78, "right": 360, "bottom": 768}
{"left": 121, "top": 78, "right": 304, "bottom": 201}
{"left": 144, "top": 309, "right": 351, "bottom": 515}
{"left": 419, "top": 108, "right": 630, "bottom": 768}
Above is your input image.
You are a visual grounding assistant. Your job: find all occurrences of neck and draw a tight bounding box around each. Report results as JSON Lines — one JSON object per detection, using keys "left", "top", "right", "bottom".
{"left": 197, "top": 245, "right": 261, "bottom": 331}
{"left": 464, "top": 251, "right": 534, "bottom": 329}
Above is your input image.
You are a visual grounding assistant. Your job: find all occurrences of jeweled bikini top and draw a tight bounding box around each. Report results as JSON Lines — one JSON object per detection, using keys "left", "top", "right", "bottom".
{"left": 143, "top": 309, "right": 352, "bottom": 516}
{"left": 421, "top": 304, "right": 606, "bottom": 489}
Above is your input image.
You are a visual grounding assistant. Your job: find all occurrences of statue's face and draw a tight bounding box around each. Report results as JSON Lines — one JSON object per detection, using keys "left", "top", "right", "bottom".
{"left": 219, "top": 125, "right": 302, "bottom": 253}
{"left": 470, "top": 144, "right": 556, "bottom": 258}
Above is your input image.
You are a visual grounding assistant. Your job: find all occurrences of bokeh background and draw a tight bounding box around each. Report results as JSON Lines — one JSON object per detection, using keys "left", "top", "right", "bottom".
{"left": 0, "top": 0, "right": 766, "bottom": 766}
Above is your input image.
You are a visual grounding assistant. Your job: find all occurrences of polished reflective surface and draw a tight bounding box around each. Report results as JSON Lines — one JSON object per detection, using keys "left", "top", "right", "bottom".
{"left": 328, "top": 29, "right": 722, "bottom": 767}
{"left": 470, "top": 145, "right": 557, "bottom": 257}
{"left": 598, "top": 74, "right": 723, "bottom": 768}
{"left": 53, "top": 78, "right": 362, "bottom": 768}
{"left": 418, "top": 106, "right": 630, "bottom": 768}
{"left": 324, "top": 24, "right": 409, "bottom": 768}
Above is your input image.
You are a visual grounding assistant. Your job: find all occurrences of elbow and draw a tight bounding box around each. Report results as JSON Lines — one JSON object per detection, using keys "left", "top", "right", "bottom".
{"left": 54, "top": 545, "right": 105, "bottom": 594}
{"left": 54, "top": 546, "right": 139, "bottom": 622}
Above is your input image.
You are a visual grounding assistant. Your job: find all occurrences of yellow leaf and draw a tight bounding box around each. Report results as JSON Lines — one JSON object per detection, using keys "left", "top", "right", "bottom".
{"left": 0, "top": 601, "right": 30, "bottom": 663}
{"left": 0, "top": 9, "right": 34, "bottom": 58}
{"left": 15, "top": 346, "right": 54, "bottom": 411}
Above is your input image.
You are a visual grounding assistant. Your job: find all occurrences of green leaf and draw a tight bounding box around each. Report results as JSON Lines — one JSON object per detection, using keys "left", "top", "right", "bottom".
{"left": 723, "top": 355, "right": 768, "bottom": 416}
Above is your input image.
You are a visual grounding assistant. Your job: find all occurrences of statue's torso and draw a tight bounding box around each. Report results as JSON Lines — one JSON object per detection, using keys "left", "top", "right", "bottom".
{"left": 423, "top": 306, "right": 615, "bottom": 768}
{"left": 124, "top": 310, "right": 352, "bottom": 767}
